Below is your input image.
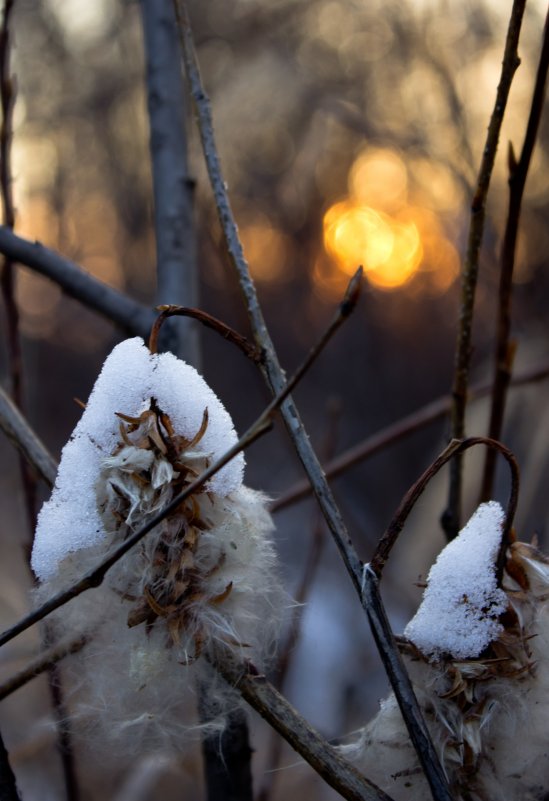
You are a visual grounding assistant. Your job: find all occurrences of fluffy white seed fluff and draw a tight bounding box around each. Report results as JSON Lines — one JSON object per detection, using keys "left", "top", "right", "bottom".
{"left": 31, "top": 338, "right": 284, "bottom": 757}
{"left": 355, "top": 506, "right": 549, "bottom": 800}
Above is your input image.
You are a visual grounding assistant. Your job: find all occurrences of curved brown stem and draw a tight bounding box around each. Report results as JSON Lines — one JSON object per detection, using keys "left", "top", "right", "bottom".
{"left": 372, "top": 437, "right": 519, "bottom": 578}
{"left": 149, "top": 304, "right": 262, "bottom": 362}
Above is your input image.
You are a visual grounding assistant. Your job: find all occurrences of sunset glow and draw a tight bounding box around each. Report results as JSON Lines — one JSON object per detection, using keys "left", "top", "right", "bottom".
{"left": 322, "top": 148, "right": 460, "bottom": 293}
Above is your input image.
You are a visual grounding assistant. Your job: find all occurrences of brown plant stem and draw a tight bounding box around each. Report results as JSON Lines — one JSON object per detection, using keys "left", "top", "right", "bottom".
{"left": 371, "top": 437, "right": 519, "bottom": 578}
{"left": 0, "top": 227, "right": 155, "bottom": 338}
{"left": 0, "top": 636, "right": 87, "bottom": 702}
{"left": 0, "top": 632, "right": 392, "bottom": 801}
{"left": 360, "top": 565, "right": 449, "bottom": 801}
{"left": 149, "top": 305, "right": 262, "bottom": 363}
{"left": 480, "top": 7, "right": 549, "bottom": 502}
{"left": 172, "top": 7, "right": 451, "bottom": 798}
{"left": 210, "top": 649, "right": 394, "bottom": 801}
{"left": 444, "top": 0, "right": 526, "bottom": 541}
{"left": 258, "top": 401, "right": 340, "bottom": 801}
{"left": 272, "top": 360, "right": 549, "bottom": 514}
{"left": 0, "top": 270, "right": 360, "bottom": 649}
{"left": 0, "top": 385, "right": 57, "bottom": 488}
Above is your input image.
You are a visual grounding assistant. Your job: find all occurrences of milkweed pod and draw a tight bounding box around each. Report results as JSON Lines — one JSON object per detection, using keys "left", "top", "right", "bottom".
{"left": 354, "top": 504, "right": 549, "bottom": 800}
{"left": 32, "top": 338, "right": 285, "bottom": 757}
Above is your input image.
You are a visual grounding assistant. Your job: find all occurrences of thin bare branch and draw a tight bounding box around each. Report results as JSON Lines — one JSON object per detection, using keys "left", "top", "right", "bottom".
{"left": 173, "top": 0, "right": 362, "bottom": 631}
{"left": 0, "top": 227, "right": 155, "bottom": 338}
{"left": 210, "top": 649, "right": 394, "bottom": 801}
{"left": 150, "top": 305, "right": 261, "bottom": 363}
{"left": 481, "top": 7, "right": 549, "bottom": 501}
{"left": 258, "top": 402, "right": 339, "bottom": 801}
{"left": 141, "top": 0, "right": 200, "bottom": 365}
{"left": 0, "top": 636, "right": 87, "bottom": 703}
{"left": 272, "top": 360, "right": 549, "bottom": 514}
{"left": 360, "top": 567, "right": 450, "bottom": 801}
{"left": 172, "top": 7, "right": 451, "bottom": 797}
{"left": 445, "top": 0, "right": 527, "bottom": 540}
{"left": 0, "top": 385, "right": 57, "bottom": 488}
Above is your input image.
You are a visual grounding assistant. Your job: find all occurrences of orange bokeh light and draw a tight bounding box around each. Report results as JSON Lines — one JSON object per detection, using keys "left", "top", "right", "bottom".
{"left": 323, "top": 200, "right": 422, "bottom": 289}
{"left": 322, "top": 147, "right": 460, "bottom": 293}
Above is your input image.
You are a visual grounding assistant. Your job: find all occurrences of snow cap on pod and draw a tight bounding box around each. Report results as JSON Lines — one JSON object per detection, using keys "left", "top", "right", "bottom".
{"left": 404, "top": 501, "right": 508, "bottom": 660}
{"left": 31, "top": 337, "right": 245, "bottom": 581}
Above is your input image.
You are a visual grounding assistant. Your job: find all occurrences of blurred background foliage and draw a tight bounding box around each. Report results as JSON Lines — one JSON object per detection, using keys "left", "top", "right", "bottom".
{"left": 1, "top": 0, "right": 548, "bottom": 798}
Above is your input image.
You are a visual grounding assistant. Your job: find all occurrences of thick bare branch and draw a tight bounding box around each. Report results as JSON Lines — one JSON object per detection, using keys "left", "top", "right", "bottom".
{"left": 211, "top": 649, "right": 394, "bottom": 801}
{"left": 141, "top": 0, "right": 200, "bottom": 365}
{"left": 0, "top": 227, "right": 155, "bottom": 338}
{"left": 0, "top": 385, "right": 57, "bottom": 488}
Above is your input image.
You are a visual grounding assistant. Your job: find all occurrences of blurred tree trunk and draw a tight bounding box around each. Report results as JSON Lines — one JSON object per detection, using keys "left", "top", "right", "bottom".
{"left": 141, "top": 0, "right": 200, "bottom": 367}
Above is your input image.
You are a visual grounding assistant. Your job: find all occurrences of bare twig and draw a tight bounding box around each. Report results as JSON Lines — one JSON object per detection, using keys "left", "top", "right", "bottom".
{"left": 149, "top": 305, "right": 261, "bottom": 363}
{"left": 141, "top": 0, "right": 200, "bottom": 365}
{"left": 210, "top": 649, "right": 394, "bottom": 801}
{"left": 173, "top": 0, "right": 361, "bottom": 641}
{"left": 445, "top": 0, "right": 527, "bottom": 540}
{"left": 0, "top": 273, "right": 359, "bottom": 648}
{"left": 0, "top": 636, "right": 87, "bottom": 703}
{"left": 371, "top": 437, "right": 519, "bottom": 578}
{"left": 480, "top": 7, "right": 549, "bottom": 501}
{"left": 0, "top": 729, "right": 19, "bottom": 801}
{"left": 0, "top": 385, "right": 57, "bottom": 488}
{"left": 272, "top": 360, "right": 549, "bottom": 513}
{"left": 173, "top": 7, "right": 451, "bottom": 797}
{"left": 360, "top": 567, "right": 449, "bottom": 801}
{"left": 0, "top": 227, "right": 155, "bottom": 338}
{"left": 258, "top": 402, "right": 340, "bottom": 801}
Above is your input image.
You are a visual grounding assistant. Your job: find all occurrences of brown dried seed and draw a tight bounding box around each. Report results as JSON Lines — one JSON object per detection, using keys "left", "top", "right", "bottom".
{"left": 211, "top": 581, "right": 233, "bottom": 605}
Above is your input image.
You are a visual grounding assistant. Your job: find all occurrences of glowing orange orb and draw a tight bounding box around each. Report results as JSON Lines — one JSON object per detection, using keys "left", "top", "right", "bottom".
{"left": 323, "top": 200, "right": 422, "bottom": 289}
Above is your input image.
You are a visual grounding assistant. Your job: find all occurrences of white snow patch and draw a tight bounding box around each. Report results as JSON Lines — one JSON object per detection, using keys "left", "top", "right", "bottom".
{"left": 31, "top": 338, "right": 244, "bottom": 581}
{"left": 404, "top": 501, "right": 508, "bottom": 660}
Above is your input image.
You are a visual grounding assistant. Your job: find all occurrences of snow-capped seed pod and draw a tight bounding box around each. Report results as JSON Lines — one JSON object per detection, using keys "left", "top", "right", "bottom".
{"left": 355, "top": 502, "right": 549, "bottom": 801}
{"left": 31, "top": 337, "right": 284, "bottom": 755}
